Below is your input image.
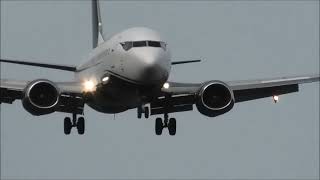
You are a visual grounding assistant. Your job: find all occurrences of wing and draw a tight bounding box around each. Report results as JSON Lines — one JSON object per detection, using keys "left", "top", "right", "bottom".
{"left": 0, "top": 59, "right": 77, "bottom": 72}
{"left": 150, "top": 74, "right": 319, "bottom": 115}
{"left": 227, "top": 74, "right": 319, "bottom": 102}
{"left": 1, "top": 79, "right": 85, "bottom": 114}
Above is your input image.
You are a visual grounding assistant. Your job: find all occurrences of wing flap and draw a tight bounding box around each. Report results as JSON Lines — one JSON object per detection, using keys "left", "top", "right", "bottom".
{"left": 150, "top": 94, "right": 195, "bottom": 115}
{"left": 0, "top": 88, "right": 23, "bottom": 104}
{"left": 0, "top": 79, "right": 27, "bottom": 104}
{"left": 151, "top": 104, "right": 193, "bottom": 115}
{"left": 57, "top": 94, "right": 84, "bottom": 114}
{"left": 233, "top": 84, "right": 299, "bottom": 103}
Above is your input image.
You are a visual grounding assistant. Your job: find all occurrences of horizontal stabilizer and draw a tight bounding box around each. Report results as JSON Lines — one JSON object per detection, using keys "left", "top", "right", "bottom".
{"left": 0, "top": 59, "right": 77, "bottom": 72}
{"left": 171, "top": 60, "right": 201, "bottom": 65}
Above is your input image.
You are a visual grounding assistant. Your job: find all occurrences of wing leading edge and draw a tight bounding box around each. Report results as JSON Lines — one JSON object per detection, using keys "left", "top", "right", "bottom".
{"left": 0, "top": 59, "right": 77, "bottom": 72}
{"left": 162, "top": 74, "right": 319, "bottom": 95}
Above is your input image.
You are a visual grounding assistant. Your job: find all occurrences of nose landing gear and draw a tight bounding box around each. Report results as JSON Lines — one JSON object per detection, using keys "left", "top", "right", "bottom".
{"left": 137, "top": 105, "right": 150, "bottom": 119}
{"left": 64, "top": 113, "right": 85, "bottom": 135}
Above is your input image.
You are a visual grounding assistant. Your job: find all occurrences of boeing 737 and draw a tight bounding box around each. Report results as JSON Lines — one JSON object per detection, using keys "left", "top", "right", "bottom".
{"left": 1, "top": 1, "right": 319, "bottom": 135}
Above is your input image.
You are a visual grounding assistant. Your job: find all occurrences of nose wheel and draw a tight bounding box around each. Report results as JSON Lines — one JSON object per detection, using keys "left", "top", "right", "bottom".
{"left": 155, "top": 113, "right": 176, "bottom": 136}
{"left": 137, "top": 105, "right": 149, "bottom": 119}
{"left": 64, "top": 113, "right": 85, "bottom": 135}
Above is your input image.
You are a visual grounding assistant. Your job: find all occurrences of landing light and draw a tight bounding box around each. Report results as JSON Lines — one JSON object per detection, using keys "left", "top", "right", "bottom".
{"left": 83, "top": 80, "right": 96, "bottom": 92}
{"left": 102, "top": 76, "right": 109, "bottom": 82}
{"left": 273, "top": 95, "right": 279, "bottom": 103}
{"left": 163, "top": 82, "right": 170, "bottom": 89}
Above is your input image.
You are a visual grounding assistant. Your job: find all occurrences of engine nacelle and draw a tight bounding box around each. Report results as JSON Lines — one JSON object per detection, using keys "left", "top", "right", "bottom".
{"left": 196, "top": 81, "right": 235, "bottom": 117}
{"left": 22, "top": 79, "right": 60, "bottom": 116}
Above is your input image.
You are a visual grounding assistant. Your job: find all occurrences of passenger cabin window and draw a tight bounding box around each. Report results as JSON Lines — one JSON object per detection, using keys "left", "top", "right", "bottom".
{"left": 121, "top": 41, "right": 166, "bottom": 51}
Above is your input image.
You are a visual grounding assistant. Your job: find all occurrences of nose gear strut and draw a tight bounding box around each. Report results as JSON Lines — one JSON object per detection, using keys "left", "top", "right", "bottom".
{"left": 137, "top": 105, "right": 149, "bottom": 119}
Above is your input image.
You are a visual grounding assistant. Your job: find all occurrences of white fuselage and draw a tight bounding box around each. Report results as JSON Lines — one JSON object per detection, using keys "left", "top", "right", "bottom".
{"left": 74, "top": 27, "right": 171, "bottom": 113}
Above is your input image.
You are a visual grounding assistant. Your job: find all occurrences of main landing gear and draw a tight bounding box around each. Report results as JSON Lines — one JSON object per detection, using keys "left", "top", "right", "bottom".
{"left": 155, "top": 113, "right": 176, "bottom": 136}
{"left": 137, "top": 105, "right": 149, "bottom": 119}
{"left": 64, "top": 113, "right": 85, "bottom": 135}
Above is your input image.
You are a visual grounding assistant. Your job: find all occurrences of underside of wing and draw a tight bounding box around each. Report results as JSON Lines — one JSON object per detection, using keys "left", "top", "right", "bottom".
{"left": 153, "top": 74, "right": 319, "bottom": 116}
{"left": 1, "top": 79, "right": 85, "bottom": 115}
{"left": 0, "top": 79, "right": 26, "bottom": 104}
{"left": 228, "top": 74, "right": 319, "bottom": 91}
{"left": 228, "top": 74, "right": 319, "bottom": 102}
{"left": 163, "top": 74, "right": 319, "bottom": 99}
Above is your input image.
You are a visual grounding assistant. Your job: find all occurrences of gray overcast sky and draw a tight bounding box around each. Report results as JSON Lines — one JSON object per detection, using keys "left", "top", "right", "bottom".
{"left": 1, "top": 1, "right": 319, "bottom": 179}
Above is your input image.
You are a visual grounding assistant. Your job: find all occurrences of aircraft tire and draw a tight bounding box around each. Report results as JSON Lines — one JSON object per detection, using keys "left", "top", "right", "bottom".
{"left": 144, "top": 106, "right": 149, "bottom": 119}
{"left": 64, "top": 117, "right": 72, "bottom": 135}
{"left": 77, "top": 117, "right": 85, "bottom": 135}
{"left": 155, "top": 118, "right": 163, "bottom": 135}
{"left": 168, "top": 118, "right": 176, "bottom": 136}
{"left": 137, "top": 107, "right": 142, "bottom": 119}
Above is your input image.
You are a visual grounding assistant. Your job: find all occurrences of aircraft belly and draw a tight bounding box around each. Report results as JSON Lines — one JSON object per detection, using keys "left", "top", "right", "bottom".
{"left": 86, "top": 77, "right": 143, "bottom": 114}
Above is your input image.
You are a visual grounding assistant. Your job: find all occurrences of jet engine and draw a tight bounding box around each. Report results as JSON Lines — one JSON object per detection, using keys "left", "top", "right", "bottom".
{"left": 22, "top": 79, "right": 60, "bottom": 115}
{"left": 196, "top": 81, "right": 235, "bottom": 117}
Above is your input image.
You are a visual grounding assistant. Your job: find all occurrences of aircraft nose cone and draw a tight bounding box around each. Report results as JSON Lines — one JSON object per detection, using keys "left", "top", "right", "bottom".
{"left": 133, "top": 49, "right": 169, "bottom": 84}
{"left": 141, "top": 62, "right": 166, "bottom": 82}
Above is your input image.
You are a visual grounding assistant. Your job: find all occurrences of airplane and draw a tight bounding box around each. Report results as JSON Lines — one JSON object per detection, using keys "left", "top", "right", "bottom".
{"left": 1, "top": 0, "right": 319, "bottom": 136}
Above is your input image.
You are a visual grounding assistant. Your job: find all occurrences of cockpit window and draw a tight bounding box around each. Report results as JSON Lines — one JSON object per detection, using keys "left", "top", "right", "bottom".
{"left": 120, "top": 40, "right": 166, "bottom": 51}
{"left": 121, "top": 41, "right": 133, "bottom": 51}
{"left": 160, "top": 42, "right": 166, "bottom": 50}
{"left": 148, "top": 41, "right": 161, "bottom": 47}
{"left": 133, "top": 41, "right": 147, "bottom": 47}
